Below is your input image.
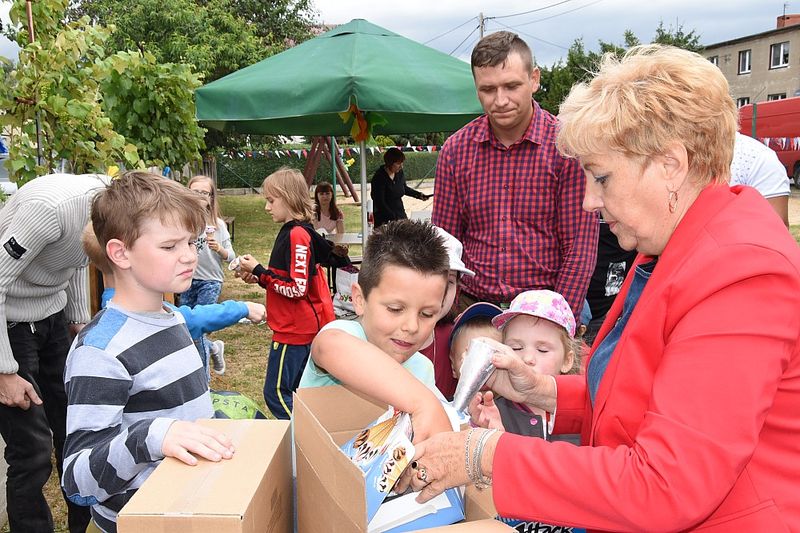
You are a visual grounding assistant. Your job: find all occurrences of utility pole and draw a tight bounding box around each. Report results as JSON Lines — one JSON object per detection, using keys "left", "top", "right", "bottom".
{"left": 479, "top": 12, "right": 485, "bottom": 38}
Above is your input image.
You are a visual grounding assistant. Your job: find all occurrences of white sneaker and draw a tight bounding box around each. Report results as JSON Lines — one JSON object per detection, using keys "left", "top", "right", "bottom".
{"left": 210, "top": 340, "right": 226, "bottom": 375}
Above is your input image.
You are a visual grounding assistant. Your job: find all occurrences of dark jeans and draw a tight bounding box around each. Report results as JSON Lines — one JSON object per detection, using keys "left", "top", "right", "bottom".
{"left": 264, "top": 341, "right": 310, "bottom": 420}
{"left": 0, "top": 311, "right": 91, "bottom": 533}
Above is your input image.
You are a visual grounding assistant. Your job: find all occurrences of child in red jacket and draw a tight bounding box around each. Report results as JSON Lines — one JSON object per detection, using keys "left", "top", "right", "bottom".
{"left": 239, "top": 168, "right": 334, "bottom": 419}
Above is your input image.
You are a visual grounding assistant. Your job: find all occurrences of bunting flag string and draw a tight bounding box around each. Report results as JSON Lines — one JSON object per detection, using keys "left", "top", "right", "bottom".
{"left": 221, "top": 145, "right": 443, "bottom": 160}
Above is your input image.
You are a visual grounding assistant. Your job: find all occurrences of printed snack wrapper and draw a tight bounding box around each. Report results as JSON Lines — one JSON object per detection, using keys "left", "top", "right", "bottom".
{"left": 340, "top": 407, "right": 415, "bottom": 520}
{"left": 341, "top": 405, "right": 465, "bottom": 532}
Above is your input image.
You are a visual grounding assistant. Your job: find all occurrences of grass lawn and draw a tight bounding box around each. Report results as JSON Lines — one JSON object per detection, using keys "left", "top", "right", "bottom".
{"left": 14, "top": 193, "right": 800, "bottom": 532}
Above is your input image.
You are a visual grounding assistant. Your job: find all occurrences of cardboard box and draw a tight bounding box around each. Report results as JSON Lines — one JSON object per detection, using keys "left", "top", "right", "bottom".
{"left": 294, "top": 386, "right": 512, "bottom": 532}
{"left": 118, "top": 419, "right": 292, "bottom": 533}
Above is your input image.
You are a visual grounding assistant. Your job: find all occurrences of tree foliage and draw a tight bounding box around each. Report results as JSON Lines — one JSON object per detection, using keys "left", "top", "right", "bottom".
{"left": 652, "top": 21, "right": 702, "bottom": 52}
{"left": 227, "top": 0, "right": 317, "bottom": 50}
{"left": 67, "top": 0, "right": 316, "bottom": 82}
{"left": 538, "top": 24, "right": 701, "bottom": 115}
{"left": 100, "top": 50, "right": 205, "bottom": 168}
{"left": 0, "top": 0, "right": 139, "bottom": 183}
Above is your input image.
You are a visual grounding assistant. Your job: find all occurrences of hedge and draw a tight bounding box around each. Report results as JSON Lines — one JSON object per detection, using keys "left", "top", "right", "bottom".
{"left": 216, "top": 150, "right": 439, "bottom": 190}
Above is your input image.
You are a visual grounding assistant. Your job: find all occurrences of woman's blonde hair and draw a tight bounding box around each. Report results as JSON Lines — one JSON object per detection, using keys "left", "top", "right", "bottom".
{"left": 187, "top": 175, "right": 221, "bottom": 224}
{"left": 262, "top": 167, "right": 313, "bottom": 222}
{"left": 557, "top": 44, "right": 738, "bottom": 186}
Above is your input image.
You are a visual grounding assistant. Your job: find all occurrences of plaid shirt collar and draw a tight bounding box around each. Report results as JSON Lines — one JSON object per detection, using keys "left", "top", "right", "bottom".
{"left": 471, "top": 99, "right": 546, "bottom": 149}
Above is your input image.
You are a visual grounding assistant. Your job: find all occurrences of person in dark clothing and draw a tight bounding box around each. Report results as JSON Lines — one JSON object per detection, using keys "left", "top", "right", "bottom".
{"left": 583, "top": 221, "right": 637, "bottom": 346}
{"left": 370, "top": 147, "right": 431, "bottom": 227}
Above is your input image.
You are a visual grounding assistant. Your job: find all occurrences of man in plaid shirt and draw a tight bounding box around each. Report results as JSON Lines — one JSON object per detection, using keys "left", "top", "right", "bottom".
{"left": 432, "top": 31, "right": 598, "bottom": 320}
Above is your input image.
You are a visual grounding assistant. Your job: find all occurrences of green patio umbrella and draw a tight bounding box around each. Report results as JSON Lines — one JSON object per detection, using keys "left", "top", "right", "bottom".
{"left": 196, "top": 19, "right": 483, "bottom": 243}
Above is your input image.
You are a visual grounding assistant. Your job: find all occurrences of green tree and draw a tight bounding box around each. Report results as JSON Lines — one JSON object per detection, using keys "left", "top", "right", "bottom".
{"left": 0, "top": 0, "right": 139, "bottom": 183}
{"left": 227, "top": 0, "right": 317, "bottom": 50}
{"left": 538, "top": 25, "right": 699, "bottom": 114}
{"left": 652, "top": 21, "right": 702, "bottom": 52}
{"left": 100, "top": 50, "right": 205, "bottom": 169}
{"left": 68, "top": 0, "right": 316, "bottom": 82}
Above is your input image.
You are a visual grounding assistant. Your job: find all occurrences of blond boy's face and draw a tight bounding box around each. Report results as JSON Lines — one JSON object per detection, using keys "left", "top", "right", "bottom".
{"left": 264, "top": 194, "right": 292, "bottom": 224}
{"left": 352, "top": 265, "right": 446, "bottom": 364}
{"left": 450, "top": 324, "right": 502, "bottom": 379}
{"left": 117, "top": 217, "right": 198, "bottom": 298}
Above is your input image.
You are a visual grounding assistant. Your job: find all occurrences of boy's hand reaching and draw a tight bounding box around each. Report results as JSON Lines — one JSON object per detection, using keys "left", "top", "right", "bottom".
{"left": 162, "top": 421, "right": 235, "bottom": 466}
{"left": 409, "top": 396, "right": 452, "bottom": 444}
{"left": 237, "top": 254, "right": 259, "bottom": 274}
{"left": 468, "top": 391, "right": 505, "bottom": 431}
{"left": 244, "top": 302, "right": 266, "bottom": 323}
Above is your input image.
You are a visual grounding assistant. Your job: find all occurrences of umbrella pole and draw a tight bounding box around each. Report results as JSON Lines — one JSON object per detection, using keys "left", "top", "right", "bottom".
{"left": 360, "top": 139, "right": 368, "bottom": 247}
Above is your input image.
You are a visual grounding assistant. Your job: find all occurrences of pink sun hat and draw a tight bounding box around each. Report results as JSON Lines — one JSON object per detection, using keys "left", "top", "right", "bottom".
{"left": 492, "top": 289, "right": 576, "bottom": 337}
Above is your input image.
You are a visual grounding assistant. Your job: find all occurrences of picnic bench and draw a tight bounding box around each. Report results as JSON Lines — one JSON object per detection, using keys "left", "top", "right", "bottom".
{"left": 223, "top": 215, "right": 235, "bottom": 242}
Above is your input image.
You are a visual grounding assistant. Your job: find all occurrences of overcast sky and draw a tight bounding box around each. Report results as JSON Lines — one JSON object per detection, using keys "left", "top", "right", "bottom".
{"left": 1, "top": 0, "right": 794, "bottom": 66}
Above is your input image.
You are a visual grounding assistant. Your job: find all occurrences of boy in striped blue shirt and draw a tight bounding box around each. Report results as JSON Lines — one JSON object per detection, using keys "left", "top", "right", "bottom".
{"left": 62, "top": 172, "right": 235, "bottom": 532}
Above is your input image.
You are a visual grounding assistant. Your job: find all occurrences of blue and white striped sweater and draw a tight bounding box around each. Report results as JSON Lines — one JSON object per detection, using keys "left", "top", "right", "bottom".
{"left": 62, "top": 302, "right": 213, "bottom": 532}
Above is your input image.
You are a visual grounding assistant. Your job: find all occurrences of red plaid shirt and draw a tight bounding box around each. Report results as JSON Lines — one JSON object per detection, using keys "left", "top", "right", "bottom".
{"left": 432, "top": 101, "right": 598, "bottom": 319}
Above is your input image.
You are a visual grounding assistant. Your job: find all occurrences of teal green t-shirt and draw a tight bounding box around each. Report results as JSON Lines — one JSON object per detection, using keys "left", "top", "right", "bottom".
{"left": 298, "top": 319, "right": 436, "bottom": 390}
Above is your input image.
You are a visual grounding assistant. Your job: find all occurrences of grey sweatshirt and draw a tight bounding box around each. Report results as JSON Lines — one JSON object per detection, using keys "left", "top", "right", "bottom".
{"left": 0, "top": 173, "right": 109, "bottom": 373}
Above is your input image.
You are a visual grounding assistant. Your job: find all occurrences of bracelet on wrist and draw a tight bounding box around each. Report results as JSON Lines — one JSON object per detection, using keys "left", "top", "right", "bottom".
{"left": 464, "top": 428, "right": 478, "bottom": 486}
{"left": 473, "top": 428, "right": 497, "bottom": 490}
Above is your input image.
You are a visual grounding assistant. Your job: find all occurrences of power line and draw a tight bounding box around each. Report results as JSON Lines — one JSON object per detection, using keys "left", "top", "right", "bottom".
{"left": 489, "top": 19, "right": 569, "bottom": 51}
{"left": 424, "top": 16, "right": 479, "bottom": 44}
{"left": 451, "top": 33, "right": 482, "bottom": 59}
{"left": 512, "top": 0, "right": 606, "bottom": 28}
{"left": 449, "top": 24, "right": 480, "bottom": 55}
{"left": 490, "top": 0, "right": 576, "bottom": 20}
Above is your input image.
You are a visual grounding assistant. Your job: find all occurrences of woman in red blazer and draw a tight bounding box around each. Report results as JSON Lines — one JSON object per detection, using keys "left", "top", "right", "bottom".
{"left": 402, "top": 44, "right": 800, "bottom": 531}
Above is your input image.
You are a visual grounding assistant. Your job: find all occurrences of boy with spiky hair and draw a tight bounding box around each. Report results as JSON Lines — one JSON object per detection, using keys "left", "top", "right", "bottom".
{"left": 299, "top": 219, "right": 453, "bottom": 441}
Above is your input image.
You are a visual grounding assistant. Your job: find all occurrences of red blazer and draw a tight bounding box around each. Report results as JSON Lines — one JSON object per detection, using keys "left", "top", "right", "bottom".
{"left": 492, "top": 184, "right": 800, "bottom": 532}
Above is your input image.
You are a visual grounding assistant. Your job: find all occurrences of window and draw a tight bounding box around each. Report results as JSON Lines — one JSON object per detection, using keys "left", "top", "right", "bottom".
{"left": 767, "top": 93, "right": 786, "bottom": 101}
{"left": 708, "top": 55, "right": 719, "bottom": 66}
{"left": 736, "top": 97, "right": 750, "bottom": 107}
{"left": 738, "top": 49, "right": 751, "bottom": 74}
{"left": 770, "top": 42, "right": 790, "bottom": 68}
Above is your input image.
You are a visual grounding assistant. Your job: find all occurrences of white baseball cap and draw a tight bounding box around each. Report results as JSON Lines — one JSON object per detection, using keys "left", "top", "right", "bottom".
{"left": 434, "top": 226, "right": 475, "bottom": 277}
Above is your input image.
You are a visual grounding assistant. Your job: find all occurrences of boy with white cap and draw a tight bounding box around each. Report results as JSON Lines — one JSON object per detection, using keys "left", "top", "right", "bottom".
{"left": 419, "top": 226, "right": 476, "bottom": 399}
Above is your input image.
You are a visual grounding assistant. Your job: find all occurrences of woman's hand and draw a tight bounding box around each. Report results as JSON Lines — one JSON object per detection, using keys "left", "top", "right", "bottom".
{"left": 395, "top": 430, "right": 470, "bottom": 497}
{"left": 468, "top": 391, "right": 505, "bottom": 431}
{"left": 486, "top": 342, "right": 556, "bottom": 413}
